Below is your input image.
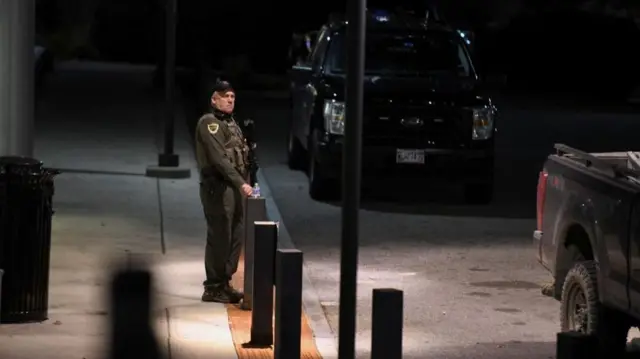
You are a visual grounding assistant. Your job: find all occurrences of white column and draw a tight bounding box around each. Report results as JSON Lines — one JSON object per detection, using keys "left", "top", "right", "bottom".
{"left": 0, "top": 0, "right": 35, "bottom": 157}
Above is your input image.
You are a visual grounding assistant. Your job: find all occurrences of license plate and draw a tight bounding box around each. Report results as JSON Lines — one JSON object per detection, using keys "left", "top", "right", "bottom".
{"left": 396, "top": 149, "right": 425, "bottom": 164}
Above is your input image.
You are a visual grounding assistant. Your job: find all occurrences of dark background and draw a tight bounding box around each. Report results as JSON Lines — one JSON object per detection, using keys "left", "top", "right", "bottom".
{"left": 34, "top": 0, "right": 640, "bottom": 101}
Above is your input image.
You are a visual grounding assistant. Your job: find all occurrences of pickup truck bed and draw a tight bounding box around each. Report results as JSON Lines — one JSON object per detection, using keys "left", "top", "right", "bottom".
{"left": 534, "top": 144, "right": 640, "bottom": 355}
{"left": 559, "top": 146, "right": 640, "bottom": 177}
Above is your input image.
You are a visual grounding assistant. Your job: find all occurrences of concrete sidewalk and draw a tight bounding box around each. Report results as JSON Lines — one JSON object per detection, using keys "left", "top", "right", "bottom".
{"left": 0, "top": 61, "right": 236, "bottom": 359}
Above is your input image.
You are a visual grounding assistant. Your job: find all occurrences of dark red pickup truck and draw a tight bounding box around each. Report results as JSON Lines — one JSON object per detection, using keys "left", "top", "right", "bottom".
{"left": 534, "top": 144, "right": 640, "bottom": 355}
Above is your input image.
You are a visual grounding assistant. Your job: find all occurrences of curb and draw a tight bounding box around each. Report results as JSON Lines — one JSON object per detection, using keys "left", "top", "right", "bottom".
{"left": 257, "top": 170, "right": 338, "bottom": 359}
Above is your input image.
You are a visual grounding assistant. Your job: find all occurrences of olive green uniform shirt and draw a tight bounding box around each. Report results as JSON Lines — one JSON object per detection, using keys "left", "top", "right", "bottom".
{"left": 195, "top": 113, "right": 249, "bottom": 188}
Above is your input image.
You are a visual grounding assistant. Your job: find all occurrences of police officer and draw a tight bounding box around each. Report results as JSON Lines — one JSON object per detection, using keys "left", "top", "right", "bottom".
{"left": 195, "top": 80, "right": 253, "bottom": 303}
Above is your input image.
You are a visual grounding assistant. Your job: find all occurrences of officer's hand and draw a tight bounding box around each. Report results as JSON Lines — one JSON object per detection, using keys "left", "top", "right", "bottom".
{"left": 241, "top": 183, "right": 253, "bottom": 197}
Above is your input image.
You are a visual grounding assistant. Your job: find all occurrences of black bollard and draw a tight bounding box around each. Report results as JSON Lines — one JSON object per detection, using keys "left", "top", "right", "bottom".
{"left": 241, "top": 197, "right": 267, "bottom": 311}
{"left": 0, "top": 269, "right": 3, "bottom": 322}
{"left": 249, "top": 221, "right": 278, "bottom": 347}
{"left": 109, "top": 268, "right": 163, "bottom": 359}
{"left": 274, "top": 249, "right": 303, "bottom": 359}
{"left": 371, "top": 288, "right": 403, "bottom": 359}
{"left": 556, "top": 331, "right": 598, "bottom": 359}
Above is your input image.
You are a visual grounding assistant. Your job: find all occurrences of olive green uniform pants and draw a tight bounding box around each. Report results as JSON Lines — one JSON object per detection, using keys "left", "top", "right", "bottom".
{"left": 200, "top": 181, "right": 244, "bottom": 288}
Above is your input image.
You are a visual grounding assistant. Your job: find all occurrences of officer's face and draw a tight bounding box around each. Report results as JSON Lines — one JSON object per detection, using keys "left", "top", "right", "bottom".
{"left": 212, "top": 91, "right": 235, "bottom": 114}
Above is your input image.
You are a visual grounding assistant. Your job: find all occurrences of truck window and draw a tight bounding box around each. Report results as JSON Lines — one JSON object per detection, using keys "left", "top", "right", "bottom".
{"left": 325, "top": 31, "right": 472, "bottom": 77}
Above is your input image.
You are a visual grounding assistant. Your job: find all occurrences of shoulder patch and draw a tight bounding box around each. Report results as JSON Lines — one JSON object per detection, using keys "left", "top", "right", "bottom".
{"left": 207, "top": 123, "right": 219, "bottom": 134}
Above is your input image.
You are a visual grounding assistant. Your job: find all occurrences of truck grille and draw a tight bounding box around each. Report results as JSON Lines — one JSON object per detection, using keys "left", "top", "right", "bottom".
{"left": 362, "top": 97, "right": 471, "bottom": 148}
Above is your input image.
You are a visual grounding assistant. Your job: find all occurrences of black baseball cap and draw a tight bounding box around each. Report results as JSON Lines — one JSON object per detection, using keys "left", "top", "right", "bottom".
{"left": 212, "top": 80, "right": 234, "bottom": 94}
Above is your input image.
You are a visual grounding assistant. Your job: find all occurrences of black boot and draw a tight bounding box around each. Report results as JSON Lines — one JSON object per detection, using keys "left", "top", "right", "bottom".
{"left": 224, "top": 282, "right": 244, "bottom": 303}
{"left": 201, "top": 285, "right": 234, "bottom": 303}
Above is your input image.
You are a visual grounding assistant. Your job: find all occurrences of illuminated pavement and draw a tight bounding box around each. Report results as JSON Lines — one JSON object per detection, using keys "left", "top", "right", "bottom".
{"left": 0, "top": 62, "right": 237, "bottom": 359}
{"left": 238, "top": 91, "right": 640, "bottom": 358}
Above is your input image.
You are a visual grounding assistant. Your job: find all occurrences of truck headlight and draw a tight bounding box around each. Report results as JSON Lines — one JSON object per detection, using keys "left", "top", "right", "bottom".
{"left": 471, "top": 106, "right": 495, "bottom": 140}
{"left": 323, "top": 100, "right": 345, "bottom": 135}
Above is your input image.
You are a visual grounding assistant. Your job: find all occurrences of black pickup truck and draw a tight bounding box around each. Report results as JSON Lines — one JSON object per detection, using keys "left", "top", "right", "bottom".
{"left": 534, "top": 144, "right": 640, "bottom": 354}
{"left": 287, "top": 9, "right": 496, "bottom": 202}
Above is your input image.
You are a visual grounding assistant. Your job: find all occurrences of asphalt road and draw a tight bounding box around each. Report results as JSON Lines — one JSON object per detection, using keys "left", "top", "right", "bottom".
{"left": 252, "top": 94, "right": 640, "bottom": 359}
{"left": 182, "top": 79, "right": 640, "bottom": 358}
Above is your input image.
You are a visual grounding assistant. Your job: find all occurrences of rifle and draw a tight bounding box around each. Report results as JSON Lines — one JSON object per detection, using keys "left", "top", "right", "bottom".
{"left": 241, "top": 118, "right": 259, "bottom": 186}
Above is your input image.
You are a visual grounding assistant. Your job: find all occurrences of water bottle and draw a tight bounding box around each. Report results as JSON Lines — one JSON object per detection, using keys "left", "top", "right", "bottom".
{"left": 251, "top": 183, "right": 261, "bottom": 198}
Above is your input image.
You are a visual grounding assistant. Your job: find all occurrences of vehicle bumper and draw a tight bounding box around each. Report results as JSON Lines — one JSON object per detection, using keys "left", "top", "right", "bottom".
{"left": 314, "top": 133, "right": 494, "bottom": 183}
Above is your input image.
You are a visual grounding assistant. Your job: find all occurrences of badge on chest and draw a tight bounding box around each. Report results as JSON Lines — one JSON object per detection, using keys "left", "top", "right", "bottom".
{"left": 207, "top": 123, "right": 219, "bottom": 135}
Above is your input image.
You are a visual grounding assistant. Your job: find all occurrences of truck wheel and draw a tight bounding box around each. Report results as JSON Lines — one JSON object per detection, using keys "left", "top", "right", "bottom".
{"left": 308, "top": 133, "right": 338, "bottom": 201}
{"left": 560, "top": 261, "right": 630, "bottom": 356}
{"left": 308, "top": 154, "right": 338, "bottom": 201}
{"left": 463, "top": 182, "right": 493, "bottom": 204}
{"left": 287, "top": 128, "right": 306, "bottom": 170}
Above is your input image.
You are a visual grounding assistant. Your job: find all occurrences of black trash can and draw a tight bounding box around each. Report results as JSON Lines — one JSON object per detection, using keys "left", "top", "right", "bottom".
{"left": 0, "top": 156, "right": 59, "bottom": 323}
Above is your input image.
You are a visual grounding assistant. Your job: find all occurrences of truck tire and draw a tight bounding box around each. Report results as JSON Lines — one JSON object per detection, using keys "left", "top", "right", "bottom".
{"left": 308, "top": 152, "right": 338, "bottom": 201}
{"left": 308, "top": 131, "right": 339, "bottom": 201}
{"left": 286, "top": 103, "right": 307, "bottom": 170}
{"left": 560, "top": 260, "right": 630, "bottom": 356}
{"left": 287, "top": 128, "right": 306, "bottom": 170}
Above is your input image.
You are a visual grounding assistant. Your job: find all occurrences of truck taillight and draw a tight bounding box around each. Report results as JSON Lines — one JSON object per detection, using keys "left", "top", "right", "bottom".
{"left": 536, "top": 170, "right": 549, "bottom": 231}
